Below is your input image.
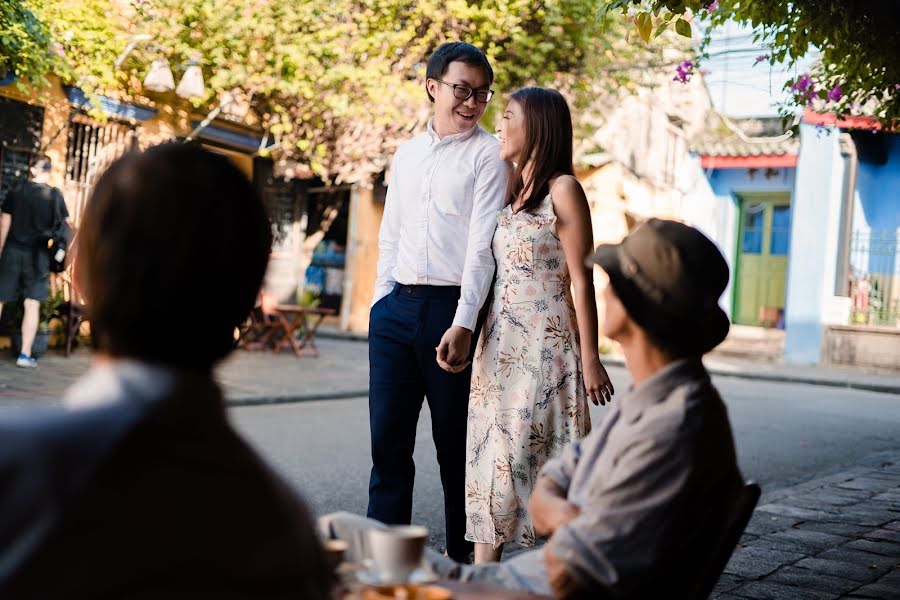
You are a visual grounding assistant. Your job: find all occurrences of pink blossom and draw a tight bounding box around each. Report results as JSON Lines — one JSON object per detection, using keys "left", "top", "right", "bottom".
{"left": 754, "top": 54, "right": 768, "bottom": 65}
{"left": 706, "top": 1, "right": 719, "bottom": 11}
{"left": 525, "top": 285, "right": 537, "bottom": 297}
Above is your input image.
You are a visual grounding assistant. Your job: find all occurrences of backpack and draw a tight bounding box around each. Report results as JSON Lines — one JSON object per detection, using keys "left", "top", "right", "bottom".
{"left": 34, "top": 188, "right": 72, "bottom": 273}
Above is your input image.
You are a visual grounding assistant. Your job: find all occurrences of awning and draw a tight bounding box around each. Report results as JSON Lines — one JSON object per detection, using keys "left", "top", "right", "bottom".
{"left": 692, "top": 136, "right": 799, "bottom": 170}
{"left": 190, "top": 121, "right": 263, "bottom": 153}
{"left": 699, "top": 154, "right": 798, "bottom": 169}
{"left": 64, "top": 86, "right": 157, "bottom": 122}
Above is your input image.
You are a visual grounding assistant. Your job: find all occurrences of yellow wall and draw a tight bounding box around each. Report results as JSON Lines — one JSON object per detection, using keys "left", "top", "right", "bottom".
{"left": 1, "top": 77, "right": 73, "bottom": 192}
{"left": 342, "top": 185, "right": 384, "bottom": 333}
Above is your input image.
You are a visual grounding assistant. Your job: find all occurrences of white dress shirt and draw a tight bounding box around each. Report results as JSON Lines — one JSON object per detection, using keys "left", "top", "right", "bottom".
{"left": 373, "top": 120, "right": 511, "bottom": 331}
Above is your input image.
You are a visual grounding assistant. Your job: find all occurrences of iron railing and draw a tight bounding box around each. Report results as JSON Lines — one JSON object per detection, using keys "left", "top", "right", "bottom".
{"left": 848, "top": 230, "right": 899, "bottom": 327}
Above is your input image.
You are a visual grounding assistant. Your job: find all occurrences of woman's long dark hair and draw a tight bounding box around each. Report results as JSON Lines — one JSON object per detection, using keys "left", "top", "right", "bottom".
{"left": 505, "top": 87, "right": 574, "bottom": 213}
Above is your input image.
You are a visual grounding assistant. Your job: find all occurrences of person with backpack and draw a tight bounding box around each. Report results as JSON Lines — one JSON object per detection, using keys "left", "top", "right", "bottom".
{"left": 0, "top": 155, "right": 69, "bottom": 368}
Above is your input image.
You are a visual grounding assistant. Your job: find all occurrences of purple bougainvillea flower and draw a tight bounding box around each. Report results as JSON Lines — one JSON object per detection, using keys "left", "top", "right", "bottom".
{"left": 789, "top": 74, "right": 817, "bottom": 103}
{"left": 827, "top": 84, "right": 842, "bottom": 102}
{"left": 706, "top": 1, "right": 719, "bottom": 11}
{"left": 673, "top": 60, "right": 694, "bottom": 84}
{"left": 754, "top": 54, "right": 769, "bottom": 65}
{"left": 790, "top": 74, "right": 812, "bottom": 92}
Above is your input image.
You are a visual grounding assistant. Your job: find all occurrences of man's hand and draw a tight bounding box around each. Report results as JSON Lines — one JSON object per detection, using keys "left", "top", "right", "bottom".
{"left": 435, "top": 325, "right": 471, "bottom": 373}
{"left": 546, "top": 549, "right": 581, "bottom": 599}
{"left": 530, "top": 477, "right": 580, "bottom": 537}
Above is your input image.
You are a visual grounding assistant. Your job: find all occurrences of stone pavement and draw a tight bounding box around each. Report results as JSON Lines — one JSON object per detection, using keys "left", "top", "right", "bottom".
{"left": 0, "top": 337, "right": 369, "bottom": 412}
{"left": 715, "top": 449, "right": 900, "bottom": 599}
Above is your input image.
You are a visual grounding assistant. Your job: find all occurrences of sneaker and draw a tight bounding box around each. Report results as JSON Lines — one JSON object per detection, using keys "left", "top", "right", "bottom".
{"left": 16, "top": 353, "right": 38, "bottom": 368}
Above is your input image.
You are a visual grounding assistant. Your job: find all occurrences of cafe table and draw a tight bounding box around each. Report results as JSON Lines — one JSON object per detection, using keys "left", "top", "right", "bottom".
{"left": 272, "top": 304, "right": 336, "bottom": 357}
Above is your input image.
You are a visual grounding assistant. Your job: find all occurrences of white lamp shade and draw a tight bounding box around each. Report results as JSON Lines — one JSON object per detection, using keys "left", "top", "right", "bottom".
{"left": 143, "top": 58, "right": 175, "bottom": 93}
{"left": 176, "top": 64, "right": 205, "bottom": 99}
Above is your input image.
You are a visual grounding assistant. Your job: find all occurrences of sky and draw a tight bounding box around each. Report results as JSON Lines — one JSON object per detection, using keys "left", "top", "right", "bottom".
{"left": 701, "top": 20, "right": 820, "bottom": 118}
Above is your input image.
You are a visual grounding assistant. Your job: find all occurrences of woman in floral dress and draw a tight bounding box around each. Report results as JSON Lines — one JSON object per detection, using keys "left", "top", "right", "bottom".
{"left": 465, "top": 87, "right": 615, "bottom": 563}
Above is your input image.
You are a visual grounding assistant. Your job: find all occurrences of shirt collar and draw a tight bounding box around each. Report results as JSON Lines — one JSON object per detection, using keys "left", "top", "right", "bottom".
{"left": 64, "top": 359, "right": 219, "bottom": 412}
{"left": 619, "top": 358, "right": 708, "bottom": 423}
{"left": 426, "top": 118, "right": 480, "bottom": 145}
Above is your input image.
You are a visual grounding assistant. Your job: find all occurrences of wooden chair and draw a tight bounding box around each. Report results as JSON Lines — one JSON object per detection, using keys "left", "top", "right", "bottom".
{"left": 688, "top": 481, "right": 761, "bottom": 599}
{"left": 65, "top": 294, "right": 87, "bottom": 357}
{"left": 238, "top": 292, "right": 286, "bottom": 351}
{"left": 58, "top": 231, "right": 88, "bottom": 357}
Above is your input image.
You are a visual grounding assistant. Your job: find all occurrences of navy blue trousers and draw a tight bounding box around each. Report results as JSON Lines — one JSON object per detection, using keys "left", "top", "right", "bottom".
{"left": 367, "top": 283, "right": 475, "bottom": 562}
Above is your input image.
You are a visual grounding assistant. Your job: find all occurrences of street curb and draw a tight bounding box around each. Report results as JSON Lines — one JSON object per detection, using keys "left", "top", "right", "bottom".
{"left": 226, "top": 389, "right": 368, "bottom": 407}
{"left": 318, "top": 332, "right": 900, "bottom": 394}
{"left": 224, "top": 360, "right": 899, "bottom": 408}
{"left": 600, "top": 356, "right": 900, "bottom": 396}
{"left": 317, "top": 330, "right": 369, "bottom": 343}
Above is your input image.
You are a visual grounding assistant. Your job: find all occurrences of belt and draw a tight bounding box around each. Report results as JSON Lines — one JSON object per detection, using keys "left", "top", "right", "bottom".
{"left": 393, "top": 283, "right": 461, "bottom": 300}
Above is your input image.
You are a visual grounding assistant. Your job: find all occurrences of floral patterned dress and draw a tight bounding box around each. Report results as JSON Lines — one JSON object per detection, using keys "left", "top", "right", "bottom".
{"left": 465, "top": 192, "right": 592, "bottom": 548}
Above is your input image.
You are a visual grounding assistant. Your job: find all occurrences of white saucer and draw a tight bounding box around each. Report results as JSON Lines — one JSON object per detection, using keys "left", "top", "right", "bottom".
{"left": 355, "top": 567, "right": 438, "bottom": 586}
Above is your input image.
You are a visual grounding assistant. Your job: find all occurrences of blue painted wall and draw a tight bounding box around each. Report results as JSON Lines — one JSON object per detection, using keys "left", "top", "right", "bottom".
{"left": 783, "top": 124, "right": 846, "bottom": 364}
{"left": 854, "top": 134, "right": 900, "bottom": 233}
{"left": 851, "top": 134, "right": 900, "bottom": 280}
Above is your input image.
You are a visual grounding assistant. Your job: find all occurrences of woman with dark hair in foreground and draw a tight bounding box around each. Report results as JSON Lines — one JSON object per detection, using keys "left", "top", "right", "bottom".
{"left": 0, "top": 144, "right": 332, "bottom": 599}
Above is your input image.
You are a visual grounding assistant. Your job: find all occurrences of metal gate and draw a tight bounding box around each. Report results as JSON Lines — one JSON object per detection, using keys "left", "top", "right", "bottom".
{"left": 64, "top": 112, "right": 137, "bottom": 225}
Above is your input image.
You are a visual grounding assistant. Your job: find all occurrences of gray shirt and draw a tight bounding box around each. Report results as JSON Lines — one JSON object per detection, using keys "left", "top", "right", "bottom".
{"left": 469, "top": 358, "right": 743, "bottom": 597}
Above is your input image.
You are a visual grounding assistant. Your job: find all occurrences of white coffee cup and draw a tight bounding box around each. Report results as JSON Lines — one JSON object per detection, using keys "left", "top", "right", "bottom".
{"left": 367, "top": 525, "right": 428, "bottom": 583}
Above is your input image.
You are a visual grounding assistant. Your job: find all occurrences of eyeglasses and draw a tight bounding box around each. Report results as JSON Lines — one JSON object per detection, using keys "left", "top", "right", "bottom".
{"left": 432, "top": 79, "right": 495, "bottom": 103}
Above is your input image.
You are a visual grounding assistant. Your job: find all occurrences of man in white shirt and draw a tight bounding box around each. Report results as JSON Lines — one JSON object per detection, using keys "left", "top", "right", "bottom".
{"left": 368, "top": 41, "right": 511, "bottom": 562}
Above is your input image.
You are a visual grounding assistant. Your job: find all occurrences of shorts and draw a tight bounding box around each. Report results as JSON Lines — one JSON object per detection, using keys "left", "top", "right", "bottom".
{"left": 0, "top": 245, "right": 49, "bottom": 302}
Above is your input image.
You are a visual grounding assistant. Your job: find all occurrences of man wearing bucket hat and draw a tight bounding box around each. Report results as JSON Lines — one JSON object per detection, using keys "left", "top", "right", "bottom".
{"left": 321, "top": 219, "right": 745, "bottom": 598}
{"left": 524, "top": 218, "right": 745, "bottom": 598}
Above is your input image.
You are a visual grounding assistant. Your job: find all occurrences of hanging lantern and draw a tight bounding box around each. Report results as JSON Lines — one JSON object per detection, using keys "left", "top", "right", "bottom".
{"left": 143, "top": 58, "right": 175, "bottom": 93}
{"left": 176, "top": 63, "right": 205, "bottom": 99}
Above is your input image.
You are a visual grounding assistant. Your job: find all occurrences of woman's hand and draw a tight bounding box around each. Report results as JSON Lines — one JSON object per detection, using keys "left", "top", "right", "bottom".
{"left": 583, "top": 358, "right": 614, "bottom": 406}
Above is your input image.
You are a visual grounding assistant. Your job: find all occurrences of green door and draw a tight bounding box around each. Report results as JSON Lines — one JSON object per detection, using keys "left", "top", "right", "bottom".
{"left": 734, "top": 195, "right": 791, "bottom": 327}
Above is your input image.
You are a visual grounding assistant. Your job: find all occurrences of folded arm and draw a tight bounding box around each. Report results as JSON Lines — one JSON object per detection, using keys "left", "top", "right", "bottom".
{"left": 545, "top": 434, "right": 690, "bottom": 598}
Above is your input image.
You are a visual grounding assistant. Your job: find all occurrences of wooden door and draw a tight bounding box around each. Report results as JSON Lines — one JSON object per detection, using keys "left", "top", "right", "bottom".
{"left": 734, "top": 194, "right": 791, "bottom": 327}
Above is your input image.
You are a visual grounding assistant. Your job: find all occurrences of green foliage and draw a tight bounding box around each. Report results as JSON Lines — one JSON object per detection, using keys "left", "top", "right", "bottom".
{"left": 0, "top": 0, "right": 56, "bottom": 90}
{"left": 598, "top": 0, "right": 900, "bottom": 129}
{"left": 5, "top": 0, "right": 667, "bottom": 182}
{"left": 130, "top": 0, "right": 663, "bottom": 183}
{"left": 0, "top": 0, "right": 122, "bottom": 108}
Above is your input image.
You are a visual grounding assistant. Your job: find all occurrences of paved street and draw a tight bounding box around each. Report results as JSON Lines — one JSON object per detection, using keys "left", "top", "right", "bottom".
{"left": 228, "top": 373, "right": 900, "bottom": 539}
{"left": 229, "top": 376, "right": 900, "bottom": 598}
